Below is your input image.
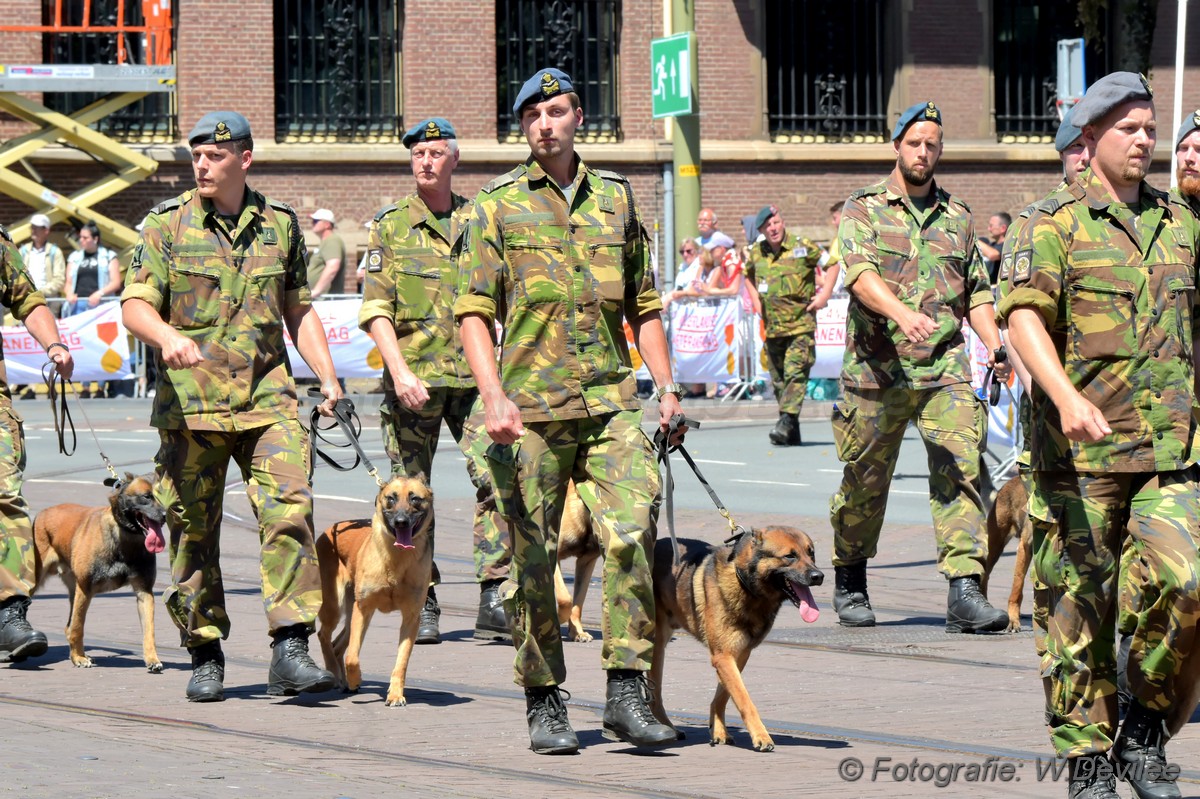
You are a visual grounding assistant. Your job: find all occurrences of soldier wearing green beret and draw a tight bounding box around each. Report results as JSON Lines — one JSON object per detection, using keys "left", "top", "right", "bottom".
{"left": 360, "top": 116, "right": 513, "bottom": 645}
{"left": 829, "top": 100, "right": 1012, "bottom": 635}
{"left": 121, "top": 111, "right": 341, "bottom": 702}
{"left": 999, "top": 72, "right": 1200, "bottom": 799}
{"left": 456, "top": 67, "right": 682, "bottom": 754}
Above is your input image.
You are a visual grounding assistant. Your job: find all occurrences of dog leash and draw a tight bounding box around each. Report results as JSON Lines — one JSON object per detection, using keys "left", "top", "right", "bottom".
{"left": 306, "top": 388, "right": 385, "bottom": 488}
{"left": 654, "top": 414, "right": 750, "bottom": 565}
{"left": 42, "top": 361, "right": 121, "bottom": 486}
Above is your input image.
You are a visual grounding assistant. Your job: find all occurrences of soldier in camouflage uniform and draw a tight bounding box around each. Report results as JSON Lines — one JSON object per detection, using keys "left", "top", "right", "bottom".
{"left": 0, "top": 235, "right": 74, "bottom": 664}
{"left": 121, "top": 111, "right": 340, "bottom": 703}
{"left": 998, "top": 73, "right": 1200, "bottom": 799}
{"left": 744, "top": 205, "right": 839, "bottom": 446}
{"left": 360, "top": 117, "right": 512, "bottom": 645}
{"left": 455, "top": 68, "right": 683, "bottom": 755}
{"left": 829, "top": 101, "right": 1012, "bottom": 634}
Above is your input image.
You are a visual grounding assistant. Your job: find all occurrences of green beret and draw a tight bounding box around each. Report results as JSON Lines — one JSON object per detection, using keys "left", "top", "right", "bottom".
{"left": 1070, "top": 72, "right": 1153, "bottom": 127}
{"left": 753, "top": 205, "right": 778, "bottom": 231}
{"left": 187, "top": 111, "right": 252, "bottom": 147}
{"left": 892, "top": 101, "right": 942, "bottom": 141}
{"left": 402, "top": 117, "right": 456, "bottom": 148}
{"left": 513, "top": 68, "right": 574, "bottom": 118}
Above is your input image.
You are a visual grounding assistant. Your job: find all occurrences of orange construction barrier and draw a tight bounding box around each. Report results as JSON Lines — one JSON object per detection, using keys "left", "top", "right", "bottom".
{"left": 0, "top": 0, "right": 173, "bottom": 66}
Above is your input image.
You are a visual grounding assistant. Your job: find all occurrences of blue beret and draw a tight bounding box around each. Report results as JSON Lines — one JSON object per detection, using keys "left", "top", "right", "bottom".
{"left": 187, "top": 111, "right": 251, "bottom": 147}
{"left": 402, "top": 117, "right": 456, "bottom": 148}
{"left": 753, "top": 205, "right": 778, "bottom": 231}
{"left": 1176, "top": 109, "right": 1200, "bottom": 151}
{"left": 512, "top": 68, "right": 574, "bottom": 118}
{"left": 891, "top": 101, "right": 942, "bottom": 141}
{"left": 1054, "top": 106, "right": 1084, "bottom": 152}
{"left": 1070, "top": 71, "right": 1153, "bottom": 127}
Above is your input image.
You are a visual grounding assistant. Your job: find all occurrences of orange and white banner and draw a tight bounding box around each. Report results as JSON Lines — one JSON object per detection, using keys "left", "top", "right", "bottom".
{"left": 2, "top": 302, "right": 133, "bottom": 383}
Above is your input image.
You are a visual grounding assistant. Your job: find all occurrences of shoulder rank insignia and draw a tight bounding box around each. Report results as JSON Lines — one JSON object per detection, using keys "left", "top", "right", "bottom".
{"left": 262, "top": 227, "right": 278, "bottom": 245}
{"left": 597, "top": 195, "right": 615, "bottom": 214}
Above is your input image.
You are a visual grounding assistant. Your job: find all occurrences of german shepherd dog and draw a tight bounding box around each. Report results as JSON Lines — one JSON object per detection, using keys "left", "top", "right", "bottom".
{"left": 32, "top": 474, "right": 167, "bottom": 671}
{"left": 316, "top": 473, "right": 433, "bottom": 707}
{"left": 981, "top": 473, "right": 1032, "bottom": 633}
{"left": 650, "top": 528, "right": 823, "bottom": 751}
{"left": 553, "top": 480, "right": 602, "bottom": 642}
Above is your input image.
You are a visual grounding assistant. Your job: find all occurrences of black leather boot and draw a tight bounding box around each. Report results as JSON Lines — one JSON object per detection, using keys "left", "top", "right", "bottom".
{"left": 1114, "top": 702, "right": 1181, "bottom": 799}
{"left": 945, "top": 575, "right": 1008, "bottom": 633}
{"left": 1068, "top": 754, "right": 1120, "bottom": 799}
{"left": 267, "top": 624, "right": 335, "bottom": 696}
{"left": 186, "top": 640, "right": 225, "bottom": 703}
{"left": 602, "top": 669, "right": 676, "bottom": 748}
{"left": 525, "top": 686, "right": 579, "bottom": 754}
{"left": 416, "top": 588, "right": 441, "bottom": 645}
{"left": 833, "top": 562, "right": 875, "bottom": 627}
{"left": 0, "top": 596, "right": 48, "bottom": 663}
{"left": 473, "top": 579, "right": 512, "bottom": 642}
{"left": 768, "top": 413, "right": 801, "bottom": 446}
{"left": 1116, "top": 633, "right": 1132, "bottom": 720}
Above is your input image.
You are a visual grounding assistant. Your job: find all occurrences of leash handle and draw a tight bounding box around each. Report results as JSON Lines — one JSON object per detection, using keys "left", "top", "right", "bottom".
{"left": 306, "top": 388, "right": 386, "bottom": 487}
{"left": 43, "top": 360, "right": 75, "bottom": 456}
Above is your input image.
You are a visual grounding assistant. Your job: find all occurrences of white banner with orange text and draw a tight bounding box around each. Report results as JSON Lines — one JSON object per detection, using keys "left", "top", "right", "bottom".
{"left": 1, "top": 302, "right": 134, "bottom": 383}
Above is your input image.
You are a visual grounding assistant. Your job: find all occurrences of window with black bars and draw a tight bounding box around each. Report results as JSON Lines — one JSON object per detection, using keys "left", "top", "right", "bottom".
{"left": 766, "top": 0, "right": 890, "bottom": 142}
{"left": 994, "top": 1, "right": 1110, "bottom": 140}
{"left": 496, "top": 0, "right": 621, "bottom": 143}
{"left": 40, "top": 0, "right": 177, "bottom": 143}
{"left": 274, "top": 0, "right": 402, "bottom": 143}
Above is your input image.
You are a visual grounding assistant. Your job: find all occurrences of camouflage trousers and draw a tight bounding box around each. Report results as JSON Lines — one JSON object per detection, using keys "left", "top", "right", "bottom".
{"left": 0, "top": 406, "right": 34, "bottom": 602}
{"left": 1029, "top": 468, "right": 1200, "bottom": 757}
{"left": 830, "top": 382, "right": 989, "bottom": 577}
{"left": 765, "top": 333, "right": 815, "bottom": 415}
{"left": 154, "top": 419, "right": 322, "bottom": 648}
{"left": 484, "top": 410, "right": 661, "bottom": 687}
{"left": 380, "top": 386, "right": 511, "bottom": 584}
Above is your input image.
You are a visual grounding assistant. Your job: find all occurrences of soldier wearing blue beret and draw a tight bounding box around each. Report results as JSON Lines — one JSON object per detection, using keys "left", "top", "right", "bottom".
{"left": 891, "top": 100, "right": 942, "bottom": 142}
{"left": 402, "top": 117, "right": 456, "bottom": 148}
{"left": 1175, "top": 108, "right": 1200, "bottom": 215}
{"left": 1054, "top": 105, "right": 1084, "bottom": 154}
{"left": 511, "top": 67, "right": 574, "bottom": 117}
{"left": 187, "top": 111, "right": 252, "bottom": 148}
{"left": 1068, "top": 70, "right": 1153, "bottom": 127}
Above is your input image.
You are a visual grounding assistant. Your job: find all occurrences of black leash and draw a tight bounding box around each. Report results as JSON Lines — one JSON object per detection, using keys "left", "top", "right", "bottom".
{"left": 306, "top": 388, "right": 385, "bottom": 487}
{"left": 654, "top": 413, "right": 750, "bottom": 565}
{"left": 42, "top": 361, "right": 121, "bottom": 485}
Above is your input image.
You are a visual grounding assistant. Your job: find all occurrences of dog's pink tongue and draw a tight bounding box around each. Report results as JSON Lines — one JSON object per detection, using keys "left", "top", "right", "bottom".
{"left": 143, "top": 517, "right": 166, "bottom": 554}
{"left": 393, "top": 524, "right": 415, "bottom": 550}
{"left": 793, "top": 582, "right": 820, "bottom": 623}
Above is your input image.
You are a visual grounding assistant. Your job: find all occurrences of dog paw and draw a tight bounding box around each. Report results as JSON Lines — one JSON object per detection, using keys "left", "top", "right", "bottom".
{"left": 385, "top": 694, "right": 407, "bottom": 707}
{"left": 147, "top": 661, "right": 164, "bottom": 674}
{"left": 71, "top": 656, "right": 94, "bottom": 668}
{"left": 751, "top": 738, "right": 776, "bottom": 752}
{"left": 569, "top": 629, "right": 594, "bottom": 643}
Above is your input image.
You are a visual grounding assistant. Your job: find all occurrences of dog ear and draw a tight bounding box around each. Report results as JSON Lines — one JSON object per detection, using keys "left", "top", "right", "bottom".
{"left": 413, "top": 471, "right": 429, "bottom": 486}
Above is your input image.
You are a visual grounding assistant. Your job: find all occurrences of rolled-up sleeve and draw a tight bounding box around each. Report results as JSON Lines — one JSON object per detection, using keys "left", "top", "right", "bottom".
{"left": 994, "top": 213, "right": 1065, "bottom": 329}
{"left": 454, "top": 196, "right": 503, "bottom": 327}
{"left": 120, "top": 216, "right": 168, "bottom": 312}
{"left": 837, "top": 200, "right": 879, "bottom": 289}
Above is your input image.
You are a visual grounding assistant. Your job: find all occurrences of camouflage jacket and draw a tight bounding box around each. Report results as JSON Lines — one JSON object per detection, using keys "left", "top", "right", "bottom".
{"left": 121, "top": 188, "right": 309, "bottom": 432}
{"left": 359, "top": 192, "right": 474, "bottom": 391}
{"left": 996, "top": 169, "right": 1200, "bottom": 473}
{"left": 454, "top": 156, "right": 661, "bottom": 422}
{"left": 746, "top": 230, "right": 822, "bottom": 338}
{"left": 0, "top": 229, "right": 47, "bottom": 409}
{"left": 837, "top": 174, "right": 993, "bottom": 389}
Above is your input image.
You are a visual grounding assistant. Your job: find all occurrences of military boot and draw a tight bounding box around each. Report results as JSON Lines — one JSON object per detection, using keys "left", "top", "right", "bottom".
{"left": 0, "top": 596, "right": 48, "bottom": 663}
{"left": 186, "top": 640, "right": 225, "bottom": 703}
{"left": 525, "top": 686, "right": 579, "bottom": 754}
{"left": 1114, "top": 702, "right": 1181, "bottom": 799}
{"left": 416, "top": 587, "right": 441, "bottom": 645}
{"left": 1116, "top": 633, "right": 1132, "bottom": 720}
{"left": 266, "top": 624, "right": 336, "bottom": 696}
{"left": 768, "top": 413, "right": 801, "bottom": 446}
{"left": 1068, "top": 754, "right": 1120, "bottom": 799}
{"left": 945, "top": 575, "right": 1009, "bottom": 633}
{"left": 833, "top": 563, "right": 876, "bottom": 627}
{"left": 602, "top": 669, "right": 677, "bottom": 748}
{"left": 473, "top": 579, "right": 512, "bottom": 642}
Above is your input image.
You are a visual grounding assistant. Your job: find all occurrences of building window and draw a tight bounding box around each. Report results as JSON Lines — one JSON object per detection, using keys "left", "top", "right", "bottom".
{"left": 496, "top": 0, "right": 621, "bottom": 143}
{"left": 766, "top": 0, "right": 890, "bottom": 143}
{"left": 274, "top": 0, "right": 402, "bottom": 143}
{"left": 994, "top": 1, "right": 1110, "bottom": 140}
{"left": 41, "top": 0, "right": 177, "bottom": 143}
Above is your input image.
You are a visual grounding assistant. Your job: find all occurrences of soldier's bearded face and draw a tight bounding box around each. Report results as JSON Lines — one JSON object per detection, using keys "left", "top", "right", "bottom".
{"left": 1176, "top": 131, "right": 1200, "bottom": 199}
{"left": 1089, "top": 101, "right": 1155, "bottom": 186}
{"left": 894, "top": 121, "right": 942, "bottom": 187}
{"left": 521, "top": 95, "right": 582, "bottom": 162}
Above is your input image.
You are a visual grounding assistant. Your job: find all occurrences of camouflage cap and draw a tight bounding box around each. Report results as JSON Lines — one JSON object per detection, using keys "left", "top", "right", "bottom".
{"left": 1055, "top": 105, "right": 1084, "bottom": 153}
{"left": 512, "top": 68, "right": 574, "bottom": 118}
{"left": 891, "top": 101, "right": 942, "bottom": 141}
{"left": 753, "top": 204, "right": 779, "bottom": 231}
{"left": 402, "top": 117, "right": 457, "bottom": 148}
{"left": 1175, "top": 108, "right": 1200, "bottom": 151}
{"left": 1070, "top": 71, "right": 1153, "bottom": 127}
{"left": 187, "top": 111, "right": 251, "bottom": 147}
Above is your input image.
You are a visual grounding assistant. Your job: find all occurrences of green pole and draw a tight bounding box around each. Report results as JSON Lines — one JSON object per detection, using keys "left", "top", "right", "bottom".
{"left": 672, "top": 0, "right": 700, "bottom": 245}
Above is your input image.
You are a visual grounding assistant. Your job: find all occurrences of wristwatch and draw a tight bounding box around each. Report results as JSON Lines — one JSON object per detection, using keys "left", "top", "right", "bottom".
{"left": 655, "top": 382, "right": 686, "bottom": 401}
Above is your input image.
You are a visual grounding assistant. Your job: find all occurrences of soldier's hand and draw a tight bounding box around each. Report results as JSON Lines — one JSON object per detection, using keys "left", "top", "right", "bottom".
{"left": 484, "top": 395, "right": 525, "bottom": 445}
{"left": 393, "top": 371, "right": 430, "bottom": 410}
{"left": 314, "top": 378, "right": 343, "bottom": 418}
{"left": 1058, "top": 393, "right": 1111, "bottom": 443}
{"left": 898, "top": 309, "right": 938, "bottom": 343}
{"left": 160, "top": 330, "right": 204, "bottom": 369}
{"left": 806, "top": 293, "right": 830, "bottom": 312}
{"left": 658, "top": 395, "right": 687, "bottom": 445}
{"left": 49, "top": 347, "right": 74, "bottom": 380}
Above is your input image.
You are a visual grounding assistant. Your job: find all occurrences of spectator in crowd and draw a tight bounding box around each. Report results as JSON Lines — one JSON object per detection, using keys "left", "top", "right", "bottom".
{"left": 672, "top": 238, "right": 700, "bottom": 290}
{"left": 822, "top": 200, "right": 847, "bottom": 296}
{"left": 19, "top": 214, "right": 66, "bottom": 302}
{"left": 64, "top": 221, "right": 121, "bottom": 317}
{"left": 696, "top": 207, "right": 720, "bottom": 249}
{"left": 976, "top": 212, "right": 1011, "bottom": 284}
{"left": 307, "top": 208, "right": 346, "bottom": 297}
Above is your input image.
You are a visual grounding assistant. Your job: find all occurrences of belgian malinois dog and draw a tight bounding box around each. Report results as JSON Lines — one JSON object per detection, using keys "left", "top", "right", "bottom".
{"left": 33, "top": 474, "right": 167, "bottom": 671}
{"left": 316, "top": 473, "right": 433, "bottom": 707}
{"left": 981, "top": 473, "right": 1032, "bottom": 633}
{"left": 553, "top": 480, "right": 602, "bottom": 642}
{"left": 650, "top": 527, "right": 823, "bottom": 752}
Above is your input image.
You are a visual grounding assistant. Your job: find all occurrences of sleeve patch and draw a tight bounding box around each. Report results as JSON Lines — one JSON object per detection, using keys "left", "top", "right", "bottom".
{"left": 1012, "top": 249, "right": 1032, "bottom": 284}
{"left": 367, "top": 249, "right": 384, "bottom": 272}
